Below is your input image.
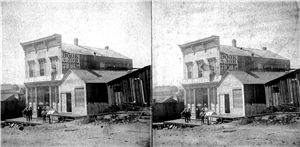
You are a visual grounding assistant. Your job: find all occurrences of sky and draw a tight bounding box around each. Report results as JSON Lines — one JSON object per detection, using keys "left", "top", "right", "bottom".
{"left": 1, "top": 1, "right": 151, "bottom": 84}
{"left": 153, "top": 1, "right": 300, "bottom": 86}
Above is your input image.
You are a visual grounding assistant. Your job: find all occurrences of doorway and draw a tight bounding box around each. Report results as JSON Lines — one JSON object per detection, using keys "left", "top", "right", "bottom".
{"left": 66, "top": 93, "right": 72, "bottom": 112}
{"left": 225, "top": 94, "right": 230, "bottom": 113}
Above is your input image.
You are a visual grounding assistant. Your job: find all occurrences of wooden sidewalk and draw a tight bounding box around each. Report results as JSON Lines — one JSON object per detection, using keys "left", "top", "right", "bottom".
{"left": 5, "top": 117, "right": 43, "bottom": 125}
{"left": 164, "top": 119, "right": 203, "bottom": 126}
{"left": 51, "top": 113, "right": 86, "bottom": 119}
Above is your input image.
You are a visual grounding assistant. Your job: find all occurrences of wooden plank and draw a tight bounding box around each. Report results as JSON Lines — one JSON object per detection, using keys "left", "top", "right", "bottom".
{"left": 282, "top": 80, "right": 286, "bottom": 105}
{"left": 287, "top": 79, "right": 292, "bottom": 104}
{"left": 278, "top": 81, "right": 283, "bottom": 105}
{"left": 269, "top": 86, "right": 273, "bottom": 106}
{"left": 267, "top": 86, "right": 272, "bottom": 106}
{"left": 292, "top": 79, "right": 298, "bottom": 107}
{"left": 265, "top": 86, "right": 269, "bottom": 107}
{"left": 140, "top": 80, "right": 145, "bottom": 104}
{"left": 294, "top": 80, "right": 299, "bottom": 106}
{"left": 296, "top": 80, "right": 300, "bottom": 107}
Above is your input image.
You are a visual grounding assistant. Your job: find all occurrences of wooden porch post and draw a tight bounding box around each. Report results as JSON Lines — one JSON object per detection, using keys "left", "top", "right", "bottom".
{"left": 35, "top": 87, "right": 38, "bottom": 117}
{"left": 25, "top": 87, "right": 28, "bottom": 106}
{"left": 184, "top": 88, "right": 187, "bottom": 106}
{"left": 55, "top": 86, "right": 58, "bottom": 111}
{"left": 207, "top": 88, "right": 211, "bottom": 110}
{"left": 49, "top": 86, "right": 52, "bottom": 108}
{"left": 193, "top": 88, "right": 196, "bottom": 119}
{"left": 214, "top": 87, "right": 216, "bottom": 112}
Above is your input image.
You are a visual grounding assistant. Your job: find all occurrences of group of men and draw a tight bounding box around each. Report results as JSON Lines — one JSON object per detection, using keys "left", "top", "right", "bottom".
{"left": 181, "top": 108, "right": 191, "bottom": 123}
{"left": 196, "top": 104, "right": 208, "bottom": 124}
{"left": 22, "top": 107, "right": 33, "bottom": 121}
{"left": 182, "top": 104, "right": 209, "bottom": 124}
{"left": 22, "top": 105, "right": 50, "bottom": 123}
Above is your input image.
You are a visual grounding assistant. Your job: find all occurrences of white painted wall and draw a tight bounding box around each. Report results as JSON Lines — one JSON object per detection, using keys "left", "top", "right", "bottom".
{"left": 59, "top": 72, "right": 87, "bottom": 115}
{"left": 183, "top": 47, "right": 219, "bottom": 79}
{"left": 217, "top": 74, "right": 245, "bottom": 116}
{"left": 25, "top": 46, "right": 61, "bottom": 77}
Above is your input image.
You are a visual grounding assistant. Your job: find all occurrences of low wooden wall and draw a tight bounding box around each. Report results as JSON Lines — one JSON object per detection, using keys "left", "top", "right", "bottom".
{"left": 1, "top": 100, "right": 26, "bottom": 120}
{"left": 245, "top": 103, "right": 266, "bottom": 116}
{"left": 87, "top": 102, "right": 109, "bottom": 115}
{"left": 152, "top": 102, "right": 184, "bottom": 122}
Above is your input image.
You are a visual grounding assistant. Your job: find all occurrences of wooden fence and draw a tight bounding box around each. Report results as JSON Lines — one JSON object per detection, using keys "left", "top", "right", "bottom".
{"left": 87, "top": 102, "right": 110, "bottom": 115}
{"left": 245, "top": 103, "right": 266, "bottom": 116}
{"left": 1, "top": 100, "right": 26, "bottom": 120}
{"left": 152, "top": 102, "right": 184, "bottom": 122}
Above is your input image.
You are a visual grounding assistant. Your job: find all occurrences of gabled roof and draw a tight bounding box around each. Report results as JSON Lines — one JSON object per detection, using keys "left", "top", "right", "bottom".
{"left": 219, "top": 70, "right": 286, "bottom": 85}
{"left": 265, "top": 69, "right": 300, "bottom": 85}
{"left": 62, "top": 43, "right": 130, "bottom": 59}
{"left": 1, "top": 94, "right": 18, "bottom": 101}
{"left": 220, "top": 45, "right": 288, "bottom": 60}
{"left": 60, "top": 69, "right": 128, "bottom": 84}
{"left": 108, "top": 65, "right": 151, "bottom": 84}
{"left": 61, "top": 43, "right": 92, "bottom": 55}
{"left": 154, "top": 95, "right": 177, "bottom": 103}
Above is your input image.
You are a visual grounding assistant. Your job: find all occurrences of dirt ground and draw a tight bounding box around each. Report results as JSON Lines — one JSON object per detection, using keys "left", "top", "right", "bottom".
{"left": 153, "top": 119, "right": 300, "bottom": 147}
{"left": 1, "top": 120, "right": 150, "bottom": 147}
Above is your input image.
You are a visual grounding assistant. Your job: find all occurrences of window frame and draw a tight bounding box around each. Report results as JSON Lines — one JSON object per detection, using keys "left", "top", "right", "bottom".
{"left": 186, "top": 62, "right": 193, "bottom": 79}
{"left": 28, "top": 61, "right": 35, "bottom": 77}
{"left": 38, "top": 59, "right": 46, "bottom": 76}
{"left": 207, "top": 57, "right": 216, "bottom": 72}
{"left": 232, "top": 89, "right": 243, "bottom": 108}
{"left": 196, "top": 60, "right": 204, "bottom": 78}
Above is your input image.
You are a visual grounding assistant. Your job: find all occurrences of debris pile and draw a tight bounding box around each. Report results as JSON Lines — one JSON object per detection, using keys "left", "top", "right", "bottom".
{"left": 262, "top": 104, "right": 300, "bottom": 114}
{"left": 240, "top": 114, "right": 299, "bottom": 126}
{"left": 80, "top": 111, "right": 150, "bottom": 125}
{"left": 153, "top": 123, "right": 194, "bottom": 130}
{"left": 239, "top": 117, "right": 253, "bottom": 125}
{"left": 277, "top": 104, "right": 300, "bottom": 112}
{"left": 254, "top": 114, "right": 298, "bottom": 125}
{"left": 250, "top": 104, "right": 300, "bottom": 125}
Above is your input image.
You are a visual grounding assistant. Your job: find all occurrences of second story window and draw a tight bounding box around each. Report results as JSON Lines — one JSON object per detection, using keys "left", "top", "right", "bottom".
{"left": 258, "top": 63, "right": 262, "bottom": 70}
{"left": 50, "top": 57, "right": 58, "bottom": 72}
{"left": 28, "top": 61, "right": 35, "bottom": 77}
{"left": 196, "top": 60, "right": 204, "bottom": 78}
{"left": 186, "top": 62, "right": 193, "bottom": 79}
{"left": 208, "top": 57, "right": 216, "bottom": 72}
{"left": 38, "top": 59, "right": 46, "bottom": 76}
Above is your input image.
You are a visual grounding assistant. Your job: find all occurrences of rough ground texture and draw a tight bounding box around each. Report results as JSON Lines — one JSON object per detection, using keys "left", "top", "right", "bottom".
{"left": 153, "top": 119, "right": 300, "bottom": 147}
{"left": 1, "top": 120, "right": 150, "bottom": 147}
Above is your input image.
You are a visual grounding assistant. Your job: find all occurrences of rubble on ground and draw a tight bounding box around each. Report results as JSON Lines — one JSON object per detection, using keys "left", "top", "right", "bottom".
{"left": 262, "top": 104, "right": 300, "bottom": 113}
{"left": 238, "top": 104, "right": 300, "bottom": 126}
{"left": 79, "top": 110, "right": 150, "bottom": 125}
{"left": 153, "top": 123, "right": 194, "bottom": 130}
{"left": 105, "top": 103, "right": 143, "bottom": 113}
{"left": 239, "top": 114, "right": 299, "bottom": 126}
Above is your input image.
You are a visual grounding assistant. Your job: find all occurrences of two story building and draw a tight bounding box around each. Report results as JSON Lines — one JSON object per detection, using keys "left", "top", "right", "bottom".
{"left": 179, "top": 35, "right": 290, "bottom": 118}
{"left": 21, "top": 34, "right": 132, "bottom": 117}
